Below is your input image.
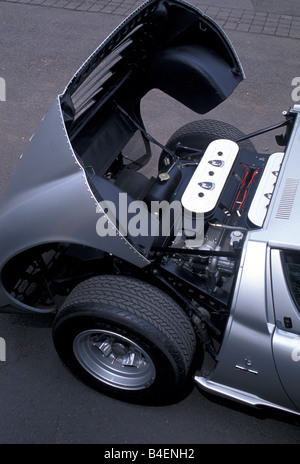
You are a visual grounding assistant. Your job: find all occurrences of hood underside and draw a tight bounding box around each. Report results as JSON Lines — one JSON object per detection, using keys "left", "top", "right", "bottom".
{"left": 62, "top": 0, "right": 244, "bottom": 138}
{"left": 59, "top": 0, "right": 245, "bottom": 215}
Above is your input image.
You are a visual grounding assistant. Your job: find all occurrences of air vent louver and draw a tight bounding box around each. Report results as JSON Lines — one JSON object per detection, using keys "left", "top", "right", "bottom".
{"left": 275, "top": 177, "right": 299, "bottom": 220}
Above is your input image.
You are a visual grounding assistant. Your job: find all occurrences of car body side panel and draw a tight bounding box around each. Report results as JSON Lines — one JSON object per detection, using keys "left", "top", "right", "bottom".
{"left": 272, "top": 329, "right": 300, "bottom": 412}
{"left": 202, "top": 240, "right": 296, "bottom": 411}
{"left": 0, "top": 98, "right": 149, "bottom": 283}
{"left": 270, "top": 249, "right": 300, "bottom": 411}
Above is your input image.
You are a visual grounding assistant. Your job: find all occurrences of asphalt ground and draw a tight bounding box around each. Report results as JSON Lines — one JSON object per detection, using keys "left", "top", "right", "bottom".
{"left": 0, "top": 0, "right": 300, "bottom": 445}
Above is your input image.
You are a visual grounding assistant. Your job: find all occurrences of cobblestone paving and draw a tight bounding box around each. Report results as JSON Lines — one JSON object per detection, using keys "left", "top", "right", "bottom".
{"left": 200, "top": 3, "right": 300, "bottom": 39}
{"left": 1, "top": 0, "right": 300, "bottom": 39}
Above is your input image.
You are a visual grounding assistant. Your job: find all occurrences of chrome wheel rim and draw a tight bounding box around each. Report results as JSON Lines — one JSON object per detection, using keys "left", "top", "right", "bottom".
{"left": 73, "top": 329, "right": 156, "bottom": 390}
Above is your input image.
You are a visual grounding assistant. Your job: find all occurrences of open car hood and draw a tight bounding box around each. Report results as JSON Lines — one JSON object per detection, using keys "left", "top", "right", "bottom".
{"left": 62, "top": 0, "right": 244, "bottom": 130}
{"left": 0, "top": 0, "right": 245, "bottom": 277}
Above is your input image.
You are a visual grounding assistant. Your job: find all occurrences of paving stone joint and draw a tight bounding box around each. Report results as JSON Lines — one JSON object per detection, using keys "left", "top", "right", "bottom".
{"left": 1, "top": 0, "right": 300, "bottom": 39}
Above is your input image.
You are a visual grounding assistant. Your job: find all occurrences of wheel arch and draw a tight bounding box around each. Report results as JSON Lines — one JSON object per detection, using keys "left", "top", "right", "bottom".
{"left": 0, "top": 241, "right": 111, "bottom": 312}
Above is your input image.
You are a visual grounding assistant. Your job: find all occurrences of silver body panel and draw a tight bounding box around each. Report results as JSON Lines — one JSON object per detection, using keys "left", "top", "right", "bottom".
{"left": 0, "top": 99, "right": 149, "bottom": 309}
{"left": 196, "top": 106, "right": 300, "bottom": 415}
{"left": 250, "top": 105, "right": 300, "bottom": 250}
{"left": 0, "top": 99, "right": 147, "bottom": 266}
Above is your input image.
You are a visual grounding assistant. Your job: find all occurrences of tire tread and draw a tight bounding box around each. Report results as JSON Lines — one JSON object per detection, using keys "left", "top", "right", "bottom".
{"left": 166, "top": 119, "right": 256, "bottom": 152}
{"left": 58, "top": 275, "right": 196, "bottom": 375}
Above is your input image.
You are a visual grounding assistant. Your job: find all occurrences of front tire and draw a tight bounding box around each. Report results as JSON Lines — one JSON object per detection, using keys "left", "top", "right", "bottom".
{"left": 52, "top": 275, "right": 198, "bottom": 404}
{"left": 159, "top": 119, "right": 257, "bottom": 171}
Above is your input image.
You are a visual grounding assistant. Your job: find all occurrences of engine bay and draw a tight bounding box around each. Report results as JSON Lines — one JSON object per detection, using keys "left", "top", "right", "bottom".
{"left": 90, "top": 114, "right": 284, "bottom": 323}
{"left": 139, "top": 130, "right": 284, "bottom": 312}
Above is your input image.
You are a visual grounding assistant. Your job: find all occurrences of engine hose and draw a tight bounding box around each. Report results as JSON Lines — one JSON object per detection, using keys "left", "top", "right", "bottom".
{"left": 208, "top": 222, "right": 247, "bottom": 232}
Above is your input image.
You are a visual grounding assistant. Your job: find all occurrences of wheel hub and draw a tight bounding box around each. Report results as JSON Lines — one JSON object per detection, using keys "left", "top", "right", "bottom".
{"left": 73, "top": 329, "right": 156, "bottom": 390}
{"left": 111, "top": 342, "right": 128, "bottom": 357}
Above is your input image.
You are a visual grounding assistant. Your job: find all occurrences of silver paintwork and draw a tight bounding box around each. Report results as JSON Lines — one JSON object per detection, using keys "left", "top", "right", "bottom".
{"left": 0, "top": 97, "right": 149, "bottom": 313}
{"left": 195, "top": 106, "right": 300, "bottom": 416}
{"left": 250, "top": 105, "right": 300, "bottom": 250}
{"left": 0, "top": 99, "right": 149, "bottom": 272}
{"left": 0, "top": 0, "right": 300, "bottom": 416}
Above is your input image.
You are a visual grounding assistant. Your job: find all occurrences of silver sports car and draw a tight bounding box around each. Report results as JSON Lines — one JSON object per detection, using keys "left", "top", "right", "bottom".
{"left": 1, "top": 0, "right": 299, "bottom": 415}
